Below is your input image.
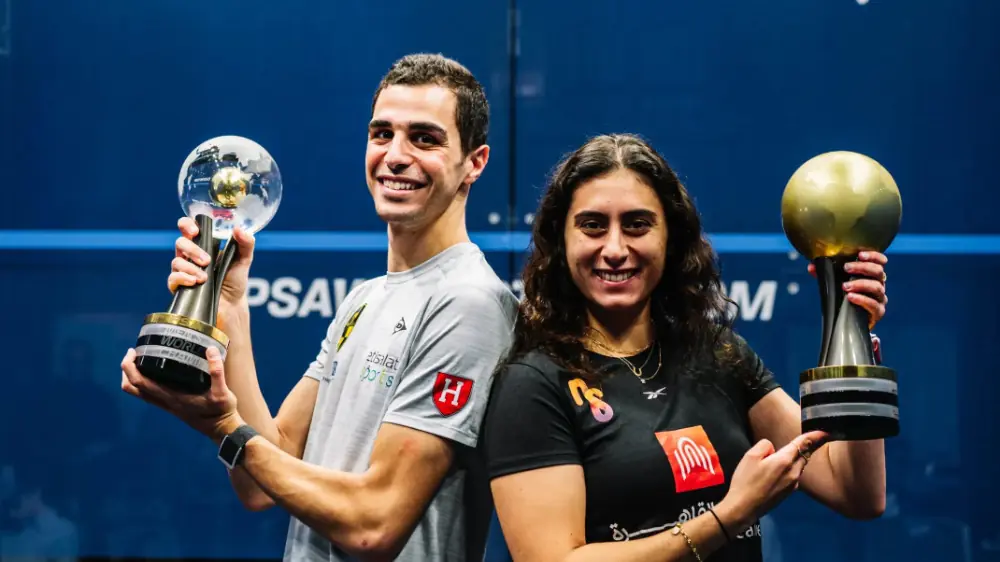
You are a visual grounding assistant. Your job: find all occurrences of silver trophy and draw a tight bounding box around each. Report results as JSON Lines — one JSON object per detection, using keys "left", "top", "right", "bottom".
{"left": 134, "top": 136, "right": 283, "bottom": 394}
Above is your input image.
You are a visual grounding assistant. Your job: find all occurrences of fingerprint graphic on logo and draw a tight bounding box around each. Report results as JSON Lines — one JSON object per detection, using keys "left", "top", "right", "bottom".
{"left": 656, "top": 426, "right": 726, "bottom": 493}
{"left": 673, "top": 436, "right": 717, "bottom": 481}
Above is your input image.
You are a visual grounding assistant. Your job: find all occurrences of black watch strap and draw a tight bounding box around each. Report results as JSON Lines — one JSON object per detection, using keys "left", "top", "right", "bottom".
{"left": 218, "top": 424, "right": 259, "bottom": 470}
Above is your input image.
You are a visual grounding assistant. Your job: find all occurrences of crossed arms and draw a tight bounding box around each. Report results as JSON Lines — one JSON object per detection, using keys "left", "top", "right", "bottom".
{"left": 218, "top": 380, "right": 454, "bottom": 561}
{"left": 213, "top": 285, "right": 512, "bottom": 560}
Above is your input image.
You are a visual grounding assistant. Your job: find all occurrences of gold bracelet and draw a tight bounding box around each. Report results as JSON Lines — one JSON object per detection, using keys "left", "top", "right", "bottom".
{"left": 671, "top": 523, "right": 702, "bottom": 561}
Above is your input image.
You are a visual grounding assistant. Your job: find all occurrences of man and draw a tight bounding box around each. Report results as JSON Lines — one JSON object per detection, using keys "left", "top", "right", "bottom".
{"left": 120, "top": 53, "right": 519, "bottom": 562}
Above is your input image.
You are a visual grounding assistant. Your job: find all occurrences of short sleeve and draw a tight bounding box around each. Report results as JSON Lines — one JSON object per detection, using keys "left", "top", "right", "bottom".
{"left": 482, "top": 361, "right": 580, "bottom": 480}
{"left": 723, "top": 331, "right": 780, "bottom": 409}
{"left": 382, "top": 285, "right": 516, "bottom": 448}
{"left": 302, "top": 318, "right": 338, "bottom": 381}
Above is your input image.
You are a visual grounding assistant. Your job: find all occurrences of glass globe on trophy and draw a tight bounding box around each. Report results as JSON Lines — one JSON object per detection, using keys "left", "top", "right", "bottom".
{"left": 134, "top": 135, "right": 283, "bottom": 394}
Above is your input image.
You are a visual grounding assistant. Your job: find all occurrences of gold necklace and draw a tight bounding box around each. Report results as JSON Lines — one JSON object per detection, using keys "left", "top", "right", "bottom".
{"left": 583, "top": 326, "right": 651, "bottom": 355}
{"left": 586, "top": 337, "right": 650, "bottom": 357}
{"left": 586, "top": 336, "right": 662, "bottom": 384}
{"left": 620, "top": 343, "right": 662, "bottom": 383}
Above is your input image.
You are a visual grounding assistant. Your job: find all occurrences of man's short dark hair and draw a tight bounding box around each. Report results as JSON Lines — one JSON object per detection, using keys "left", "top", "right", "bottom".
{"left": 373, "top": 53, "right": 489, "bottom": 156}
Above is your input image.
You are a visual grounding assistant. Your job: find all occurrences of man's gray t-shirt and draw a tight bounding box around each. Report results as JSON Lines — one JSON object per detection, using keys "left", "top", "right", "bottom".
{"left": 283, "top": 243, "right": 518, "bottom": 562}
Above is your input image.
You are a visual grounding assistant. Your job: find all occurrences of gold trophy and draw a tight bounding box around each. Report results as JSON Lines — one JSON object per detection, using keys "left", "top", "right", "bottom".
{"left": 781, "top": 151, "right": 902, "bottom": 441}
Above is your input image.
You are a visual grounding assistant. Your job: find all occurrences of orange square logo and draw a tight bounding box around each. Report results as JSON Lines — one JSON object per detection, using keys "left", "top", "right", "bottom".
{"left": 655, "top": 425, "right": 725, "bottom": 493}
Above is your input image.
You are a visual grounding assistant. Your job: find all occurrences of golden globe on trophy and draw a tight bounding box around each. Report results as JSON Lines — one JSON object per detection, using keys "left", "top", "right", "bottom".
{"left": 781, "top": 151, "right": 902, "bottom": 441}
{"left": 133, "top": 136, "right": 283, "bottom": 394}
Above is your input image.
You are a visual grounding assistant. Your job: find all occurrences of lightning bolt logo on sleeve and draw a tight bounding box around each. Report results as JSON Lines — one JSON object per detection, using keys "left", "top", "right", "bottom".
{"left": 337, "top": 303, "right": 366, "bottom": 351}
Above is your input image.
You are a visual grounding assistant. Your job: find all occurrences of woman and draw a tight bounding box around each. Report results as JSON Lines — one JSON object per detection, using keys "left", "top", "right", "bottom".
{"left": 482, "top": 134, "right": 889, "bottom": 561}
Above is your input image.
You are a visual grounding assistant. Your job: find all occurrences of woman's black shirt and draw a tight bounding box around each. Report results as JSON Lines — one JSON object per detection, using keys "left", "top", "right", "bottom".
{"left": 483, "top": 331, "right": 780, "bottom": 561}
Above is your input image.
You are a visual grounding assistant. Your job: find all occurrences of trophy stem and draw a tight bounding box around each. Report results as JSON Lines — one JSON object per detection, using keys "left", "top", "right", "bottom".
{"left": 213, "top": 238, "right": 240, "bottom": 314}
{"left": 167, "top": 214, "right": 221, "bottom": 327}
{"left": 814, "top": 257, "right": 839, "bottom": 367}
{"left": 813, "top": 256, "right": 876, "bottom": 367}
{"left": 829, "top": 288, "right": 876, "bottom": 366}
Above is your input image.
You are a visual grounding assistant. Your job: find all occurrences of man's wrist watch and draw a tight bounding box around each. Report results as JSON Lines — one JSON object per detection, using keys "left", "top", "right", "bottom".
{"left": 218, "top": 424, "right": 259, "bottom": 470}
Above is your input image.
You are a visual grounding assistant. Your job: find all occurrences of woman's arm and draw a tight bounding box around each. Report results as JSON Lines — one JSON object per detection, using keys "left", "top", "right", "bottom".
{"left": 748, "top": 389, "right": 886, "bottom": 519}
{"left": 759, "top": 250, "right": 888, "bottom": 517}
{"left": 491, "top": 465, "right": 732, "bottom": 562}
{"left": 491, "top": 432, "right": 822, "bottom": 562}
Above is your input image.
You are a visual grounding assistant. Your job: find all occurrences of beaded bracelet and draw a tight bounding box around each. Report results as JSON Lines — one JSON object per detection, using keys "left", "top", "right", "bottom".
{"left": 671, "top": 523, "right": 702, "bottom": 561}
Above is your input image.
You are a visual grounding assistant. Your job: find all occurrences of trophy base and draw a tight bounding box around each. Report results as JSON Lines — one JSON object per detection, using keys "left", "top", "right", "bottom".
{"left": 133, "top": 313, "right": 230, "bottom": 395}
{"left": 799, "top": 365, "right": 898, "bottom": 441}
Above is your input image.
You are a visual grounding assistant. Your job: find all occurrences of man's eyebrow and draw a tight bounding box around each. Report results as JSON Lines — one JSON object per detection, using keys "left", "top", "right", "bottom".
{"left": 367, "top": 120, "right": 447, "bottom": 137}
{"left": 409, "top": 122, "right": 447, "bottom": 136}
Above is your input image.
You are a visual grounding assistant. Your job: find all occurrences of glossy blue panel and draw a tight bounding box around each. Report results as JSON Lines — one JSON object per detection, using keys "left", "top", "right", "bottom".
{"left": 2, "top": 1, "right": 998, "bottom": 560}
{"left": 513, "top": 0, "right": 1000, "bottom": 235}
{"left": 3, "top": 0, "right": 511, "bottom": 233}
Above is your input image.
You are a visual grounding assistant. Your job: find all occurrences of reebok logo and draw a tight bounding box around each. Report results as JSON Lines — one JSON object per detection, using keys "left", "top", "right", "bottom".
{"left": 656, "top": 425, "right": 725, "bottom": 493}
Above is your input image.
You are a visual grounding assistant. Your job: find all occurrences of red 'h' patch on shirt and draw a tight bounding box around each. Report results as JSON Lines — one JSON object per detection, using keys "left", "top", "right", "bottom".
{"left": 432, "top": 372, "right": 473, "bottom": 416}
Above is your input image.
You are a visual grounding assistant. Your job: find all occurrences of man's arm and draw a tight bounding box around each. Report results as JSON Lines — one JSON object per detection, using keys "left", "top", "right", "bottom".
{"left": 219, "top": 416, "right": 453, "bottom": 561}
{"left": 216, "top": 281, "right": 514, "bottom": 560}
{"left": 219, "top": 301, "right": 320, "bottom": 511}
{"left": 224, "top": 280, "right": 377, "bottom": 508}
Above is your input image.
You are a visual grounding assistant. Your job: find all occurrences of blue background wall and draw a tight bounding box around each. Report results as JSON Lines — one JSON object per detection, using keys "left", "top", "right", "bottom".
{"left": 1, "top": 0, "right": 998, "bottom": 560}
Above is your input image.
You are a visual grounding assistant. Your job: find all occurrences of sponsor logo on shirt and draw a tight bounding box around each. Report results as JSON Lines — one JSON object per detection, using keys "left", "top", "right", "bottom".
{"left": 323, "top": 360, "right": 338, "bottom": 382}
{"left": 360, "top": 350, "right": 399, "bottom": 388}
{"left": 643, "top": 386, "right": 668, "bottom": 400}
{"left": 432, "top": 373, "right": 472, "bottom": 416}
{"left": 655, "top": 425, "right": 725, "bottom": 493}
{"left": 337, "top": 303, "right": 366, "bottom": 351}
{"left": 567, "top": 378, "right": 614, "bottom": 423}
{"left": 610, "top": 501, "right": 717, "bottom": 542}
{"left": 608, "top": 501, "right": 762, "bottom": 542}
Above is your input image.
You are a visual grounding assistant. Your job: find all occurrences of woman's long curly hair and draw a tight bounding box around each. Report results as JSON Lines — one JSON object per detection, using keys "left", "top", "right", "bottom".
{"left": 507, "top": 133, "right": 737, "bottom": 380}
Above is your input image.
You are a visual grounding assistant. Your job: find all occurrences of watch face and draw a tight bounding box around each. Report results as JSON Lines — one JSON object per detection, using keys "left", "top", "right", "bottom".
{"left": 219, "top": 436, "right": 241, "bottom": 464}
